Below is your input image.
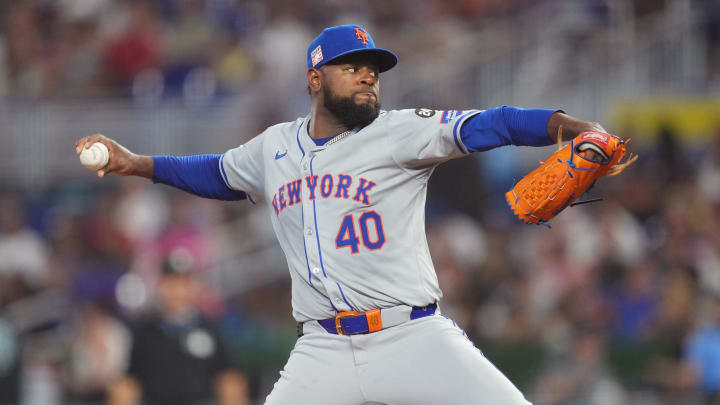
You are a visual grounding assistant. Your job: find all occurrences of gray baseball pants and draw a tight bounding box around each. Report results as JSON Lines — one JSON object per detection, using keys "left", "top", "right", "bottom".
{"left": 264, "top": 314, "right": 532, "bottom": 404}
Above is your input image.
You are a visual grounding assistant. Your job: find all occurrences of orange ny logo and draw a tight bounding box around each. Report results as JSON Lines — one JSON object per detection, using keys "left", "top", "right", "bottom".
{"left": 354, "top": 28, "right": 369, "bottom": 45}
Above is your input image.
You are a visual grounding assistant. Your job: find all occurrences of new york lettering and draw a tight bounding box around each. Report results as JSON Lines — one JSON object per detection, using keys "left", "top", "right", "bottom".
{"left": 271, "top": 173, "right": 376, "bottom": 216}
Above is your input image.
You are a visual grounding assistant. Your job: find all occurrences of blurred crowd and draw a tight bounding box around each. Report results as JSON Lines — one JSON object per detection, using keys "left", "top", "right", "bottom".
{"left": 2, "top": 0, "right": 720, "bottom": 107}
{"left": 2, "top": 0, "right": 720, "bottom": 404}
{"left": 0, "top": 0, "right": 542, "bottom": 102}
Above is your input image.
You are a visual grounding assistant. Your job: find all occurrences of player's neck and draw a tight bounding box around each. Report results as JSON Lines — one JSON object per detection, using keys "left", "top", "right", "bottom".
{"left": 309, "top": 106, "right": 350, "bottom": 139}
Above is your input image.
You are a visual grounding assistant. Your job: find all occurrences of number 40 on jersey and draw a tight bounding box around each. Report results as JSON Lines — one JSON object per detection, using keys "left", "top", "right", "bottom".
{"left": 335, "top": 211, "right": 385, "bottom": 253}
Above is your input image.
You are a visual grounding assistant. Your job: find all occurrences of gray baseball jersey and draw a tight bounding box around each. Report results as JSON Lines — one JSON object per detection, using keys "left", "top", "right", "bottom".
{"left": 220, "top": 108, "right": 532, "bottom": 405}
{"left": 220, "top": 108, "right": 479, "bottom": 322}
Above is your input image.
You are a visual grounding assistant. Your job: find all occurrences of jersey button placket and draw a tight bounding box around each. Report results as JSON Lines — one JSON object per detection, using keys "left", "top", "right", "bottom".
{"left": 301, "top": 153, "right": 345, "bottom": 310}
{"left": 302, "top": 155, "right": 321, "bottom": 282}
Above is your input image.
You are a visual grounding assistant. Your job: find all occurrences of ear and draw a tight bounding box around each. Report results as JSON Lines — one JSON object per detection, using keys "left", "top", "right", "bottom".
{"left": 307, "top": 68, "right": 322, "bottom": 93}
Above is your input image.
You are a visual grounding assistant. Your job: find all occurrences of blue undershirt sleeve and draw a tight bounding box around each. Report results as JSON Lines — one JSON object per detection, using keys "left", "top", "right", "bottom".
{"left": 152, "top": 154, "right": 247, "bottom": 201}
{"left": 460, "top": 106, "right": 562, "bottom": 152}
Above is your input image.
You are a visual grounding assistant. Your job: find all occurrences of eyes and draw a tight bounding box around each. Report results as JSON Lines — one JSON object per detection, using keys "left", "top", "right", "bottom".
{"left": 344, "top": 66, "right": 378, "bottom": 77}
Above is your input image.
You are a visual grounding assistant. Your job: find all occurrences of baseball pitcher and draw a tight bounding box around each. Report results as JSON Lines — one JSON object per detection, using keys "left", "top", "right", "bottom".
{"left": 76, "top": 24, "right": 633, "bottom": 404}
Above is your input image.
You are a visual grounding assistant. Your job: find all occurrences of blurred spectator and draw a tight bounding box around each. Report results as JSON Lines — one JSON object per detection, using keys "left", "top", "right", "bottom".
{"left": 631, "top": 0, "right": 667, "bottom": 20}
{"left": 533, "top": 326, "right": 627, "bottom": 405}
{"left": 83, "top": 192, "right": 133, "bottom": 267}
{"left": 698, "top": 127, "right": 720, "bottom": 206}
{"left": 163, "top": 0, "right": 217, "bottom": 70}
{"left": 0, "top": 34, "right": 8, "bottom": 98}
{"left": 155, "top": 194, "right": 210, "bottom": 263}
{"left": 607, "top": 261, "right": 660, "bottom": 342}
{"left": 0, "top": 195, "right": 50, "bottom": 291}
{"left": 684, "top": 298, "right": 720, "bottom": 403}
{"left": 427, "top": 214, "right": 488, "bottom": 325}
{"left": 213, "top": 34, "right": 255, "bottom": 93}
{"left": 5, "top": 5, "right": 46, "bottom": 99}
{"left": 57, "top": 0, "right": 112, "bottom": 23}
{"left": 113, "top": 178, "right": 170, "bottom": 251}
{"left": 0, "top": 317, "right": 20, "bottom": 405}
{"left": 52, "top": 19, "right": 104, "bottom": 97}
{"left": 253, "top": 8, "right": 312, "bottom": 117}
{"left": 109, "top": 250, "right": 248, "bottom": 405}
{"left": 64, "top": 303, "right": 130, "bottom": 403}
{"left": 103, "top": 1, "right": 163, "bottom": 90}
{"left": 696, "top": 128, "right": 720, "bottom": 298}
{"left": 518, "top": 214, "right": 594, "bottom": 323}
{"left": 594, "top": 203, "right": 649, "bottom": 268}
{"left": 656, "top": 124, "right": 688, "bottom": 182}
{"left": 694, "top": 0, "right": 720, "bottom": 77}
{"left": 133, "top": 193, "right": 212, "bottom": 286}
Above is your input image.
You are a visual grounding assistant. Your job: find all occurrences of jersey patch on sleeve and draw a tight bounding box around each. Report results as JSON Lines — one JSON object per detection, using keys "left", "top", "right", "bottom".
{"left": 414, "top": 108, "right": 436, "bottom": 118}
{"left": 440, "top": 110, "right": 464, "bottom": 124}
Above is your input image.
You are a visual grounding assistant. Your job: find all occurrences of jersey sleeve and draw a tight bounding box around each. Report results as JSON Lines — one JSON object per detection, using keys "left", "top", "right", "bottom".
{"left": 219, "top": 133, "right": 266, "bottom": 203}
{"left": 386, "top": 109, "right": 481, "bottom": 171}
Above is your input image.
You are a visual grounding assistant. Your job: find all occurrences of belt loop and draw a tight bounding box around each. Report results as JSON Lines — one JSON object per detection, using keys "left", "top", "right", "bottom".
{"left": 297, "top": 322, "right": 304, "bottom": 337}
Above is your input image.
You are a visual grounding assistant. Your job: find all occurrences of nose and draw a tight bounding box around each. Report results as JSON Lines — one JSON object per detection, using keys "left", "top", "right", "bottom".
{"left": 359, "top": 68, "right": 377, "bottom": 86}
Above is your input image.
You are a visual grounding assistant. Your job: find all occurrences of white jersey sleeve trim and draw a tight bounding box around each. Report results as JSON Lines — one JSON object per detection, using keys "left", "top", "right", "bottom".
{"left": 451, "top": 109, "right": 483, "bottom": 155}
{"left": 218, "top": 154, "right": 232, "bottom": 188}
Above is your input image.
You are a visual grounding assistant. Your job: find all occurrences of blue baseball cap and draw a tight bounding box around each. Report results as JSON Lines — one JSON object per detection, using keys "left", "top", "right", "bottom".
{"left": 307, "top": 24, "right": 398, "bottom": 73}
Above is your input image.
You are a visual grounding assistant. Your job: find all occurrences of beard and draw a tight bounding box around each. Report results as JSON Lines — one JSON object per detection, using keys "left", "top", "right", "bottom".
{"left": 323, "top": 85, "right": 380, "bottom": 129}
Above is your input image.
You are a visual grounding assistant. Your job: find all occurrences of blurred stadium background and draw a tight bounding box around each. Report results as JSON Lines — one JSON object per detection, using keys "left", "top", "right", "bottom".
{"left": 1, "top": 0, "right": 719, "bottom": 404}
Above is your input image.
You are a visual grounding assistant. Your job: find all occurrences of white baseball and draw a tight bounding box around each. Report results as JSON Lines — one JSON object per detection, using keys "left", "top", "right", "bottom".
{"left": 79, "top": 142, "right": 110, "bottom": 171}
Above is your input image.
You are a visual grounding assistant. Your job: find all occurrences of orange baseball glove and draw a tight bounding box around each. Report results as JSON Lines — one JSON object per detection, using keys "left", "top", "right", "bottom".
{"left": 505, "top": 129, "right": 637, "bottom": 226}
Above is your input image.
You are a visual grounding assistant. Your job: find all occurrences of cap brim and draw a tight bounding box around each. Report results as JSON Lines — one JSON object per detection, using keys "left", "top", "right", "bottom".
{"left": 323, "top": 48, "right": 398, "bottom": 73}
